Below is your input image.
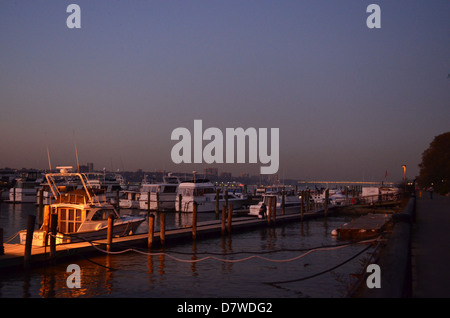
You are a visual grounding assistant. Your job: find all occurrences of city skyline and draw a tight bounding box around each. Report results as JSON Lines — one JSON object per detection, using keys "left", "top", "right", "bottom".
{"left": 1, "top": 1, "right": 449, "bottom": 183}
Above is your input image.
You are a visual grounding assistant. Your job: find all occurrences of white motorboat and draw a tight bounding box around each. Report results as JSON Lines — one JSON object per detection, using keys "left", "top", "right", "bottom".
{"left": 9, "top": 174, "right": 42, "bottom": 203}
{"left": 85, "top": 172, "right": 125, "bottom": 204}
{"left": 175, "top": 179, "right": 246, "bottom": 213}
{"left": 19, "top": 167, "right": 145, "bottom": 246}
{"left": 249, "top": 188, "right": 302, "bottom": 217}
{"left": 119, "top": 190, "right": 141, "bottom": 209}
{"left": 139, "top": 175, "right": 180, "bottom": 211}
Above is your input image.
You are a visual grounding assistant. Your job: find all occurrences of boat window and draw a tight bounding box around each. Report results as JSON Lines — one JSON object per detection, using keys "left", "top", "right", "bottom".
{"left": 194, "top": 189, "right": 204, "bottom": 196}
{"left": 163, "top": 186, "right": 177, "bottom": 193}
{"left": 91, "top": 209, "right": 117, "bottom": 221}
{"left": 58, "top": 208, "right": 83, "bottom": 233}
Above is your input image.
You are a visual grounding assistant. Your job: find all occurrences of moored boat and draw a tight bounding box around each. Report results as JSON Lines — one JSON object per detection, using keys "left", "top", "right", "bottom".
{"left": 175, "top": 179, "right": 246, "bottom": 213}
{"left": 19, "top": 167, "right": 145, "bottom": 246}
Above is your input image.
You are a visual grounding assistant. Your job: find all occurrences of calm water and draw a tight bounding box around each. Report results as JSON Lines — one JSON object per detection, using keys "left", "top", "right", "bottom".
{"left": 0, "top": 202, "right": 372, "bottom": 298}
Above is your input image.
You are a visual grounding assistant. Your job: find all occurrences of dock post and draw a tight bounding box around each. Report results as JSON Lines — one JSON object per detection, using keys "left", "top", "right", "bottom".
{"left": 24, "top": 215, "right": 36, "bottom": 269}
{"left": 282, "top": 188, "right": 285, "bottom": 215}
{"left": 272, "top": 196, "right": 277, "bottom": 223}
{"left": 227, "top": 204, "right": 233, "bottom": 234}
{"left": 160, "top": 213, "right": 165, "bottom": 245}
{"left": 221, "top": 205, "right": 227, "bottom": 235}
{"left": 300, "top": 192, "right": 304, "bottom": 222}
{"left": 267, "top": 197, "right": 272, "bottom": 226}
{"left": 215, "top": 188, "right": 220, "bottom": 215}
{"left": 325, "top": 189, "right": 329, "bottom": 217}
{"left": 147, "top": 192, "right": 151, "bottom": 213}
{"left": 156, "top": 192, "right": 160, "bottom": 211}
{"left": 306, "top": 190, "right": 310, "bottom": 211}
{"left": 0, "top": 228, "right": 4, "bottom": 255}
{"left": 148, "top": 214, "right": 155, "bottom": 249}
{"left": 116, "top": 189, "right": 120, "bottom": 212}
{"left": 38, "top": 189, "right": 44, "bottom": 226}
{"left": 178, "top": 194, "right": 182, "bottom": 212}
{"left": 345, "top": 187, "right": 348, "bottom": 206}
{"left": 107, "top": 214, "right": 114, "bottom": 252}
{"left": 50, "top": 213, "right": 57, "bottom": 260}
{"left": 192, "top": 202, "right": 198, "bottom": 240}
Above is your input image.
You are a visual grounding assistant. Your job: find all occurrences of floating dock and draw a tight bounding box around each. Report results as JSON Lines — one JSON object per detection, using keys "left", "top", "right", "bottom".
{"left": 335, "top": 214, "right": 392, "bottom": 239}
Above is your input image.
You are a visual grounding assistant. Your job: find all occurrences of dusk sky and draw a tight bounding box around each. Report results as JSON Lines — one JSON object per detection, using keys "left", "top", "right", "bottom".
{"left": 1, "top": 1, "right": 449, "bottom": 182}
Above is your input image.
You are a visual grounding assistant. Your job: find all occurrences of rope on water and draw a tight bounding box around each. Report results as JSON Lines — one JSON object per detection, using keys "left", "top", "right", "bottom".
{"left": 50, "top": 231, "right": 380, "bottom": 264}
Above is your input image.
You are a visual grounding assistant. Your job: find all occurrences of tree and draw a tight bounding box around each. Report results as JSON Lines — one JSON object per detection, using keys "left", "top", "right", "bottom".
{"left": 418, "top": 132, "right": 450, "bottom": 195}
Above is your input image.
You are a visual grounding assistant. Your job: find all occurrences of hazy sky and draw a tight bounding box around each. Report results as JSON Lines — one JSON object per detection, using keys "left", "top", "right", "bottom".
{"left": 1, "top": 1, "right": 449, "bottom": 182}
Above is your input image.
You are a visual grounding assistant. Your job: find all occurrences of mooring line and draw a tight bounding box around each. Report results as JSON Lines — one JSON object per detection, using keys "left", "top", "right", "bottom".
{"left": 60, "top": 233, "right": 380, "bottom": 264}
{"left": 264, "top": 244, "right": 373, "bottom": 285}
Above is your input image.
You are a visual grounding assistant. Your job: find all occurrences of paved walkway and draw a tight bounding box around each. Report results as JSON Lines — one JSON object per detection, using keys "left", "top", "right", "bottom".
{"left": 412, "top": 194, "right": 450, "bottom": 297}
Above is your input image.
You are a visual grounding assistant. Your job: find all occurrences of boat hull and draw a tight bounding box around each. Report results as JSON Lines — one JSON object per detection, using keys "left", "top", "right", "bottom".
{"left": 19, "top": 217, "right": 145, "bottom": 246}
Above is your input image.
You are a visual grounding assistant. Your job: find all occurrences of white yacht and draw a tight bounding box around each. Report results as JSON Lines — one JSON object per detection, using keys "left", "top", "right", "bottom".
{"left": 85, "top": 172, "right": 125, "bottom": 204}
{"left": 9, "top": 174, "right": 43, "bottom": 203}
{"left": 119, "top": 190, "right": 141, "bottom": 209}
{"left": 139, "top": 175, "right": 180, "bottom": 211}
{"left": 175, "top": 179, "right": 246, "bottom": 213}
{"left": 19, "top": 167, "right": 145, "bottom": 246}
{"left": 249, "top": 187, "right": 302, "bottom": 216}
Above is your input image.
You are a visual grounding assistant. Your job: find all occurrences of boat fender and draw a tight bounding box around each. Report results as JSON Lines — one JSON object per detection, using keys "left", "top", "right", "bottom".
{"left": 351, "top": 198, "right": 356, "bottom": 204}
{"left": 331, "top": 229, "right": 339, "bottom": 236}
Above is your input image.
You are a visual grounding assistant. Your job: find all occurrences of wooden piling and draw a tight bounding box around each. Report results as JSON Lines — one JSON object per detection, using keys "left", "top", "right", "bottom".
{"left": 178, "top": 194, "right": 182, "bottom": 212}
{"left": 156, "top": 192, "right": 160, "bottom": 211}
{"left": 107, "top": 214, "right": 114, "bottom": 252}
{"left": 325, "top": 189, "right": 329, "bottom": 217}
{"left": 215, "top": 188, "right": 220, "bottom": 215}
{"left": 300, "top": 193, "right": 304, "bottom": 222}
{"left": 160, "top": 213, "right": 165, "bottom": 245}
{"left": 116, "top": 189, "right": 120, "bottom": 212}
{"left": 148, "top": 214, "right": 155, "bottom": 249}
{"left": 147, "top": 192, "right": 151, "bottom": 213}
{"left": 282, "top": 188, "right": 285, "bottom": 215}
{"left": 227, "top": 204, "right": 233, "bottom": 234}
{"left": 221, "top": 205, "right": 227, "bottom": 235}
{"left": 272, "top": 196, "right": 277, "bottom": 223}
{"left": 49, "top": 213, "right": 58, "bottom": 259}
{"left": 38, "top": 189, "right": 44, "bottom": 226}
{"left": 192, "top": 202, "right": 198, "bottom": 240}
{"left": 0, "top": 228, "right": 4, "bottom": 256}
{"left": 24, "top": 215, "right": 36, "bottom": 269}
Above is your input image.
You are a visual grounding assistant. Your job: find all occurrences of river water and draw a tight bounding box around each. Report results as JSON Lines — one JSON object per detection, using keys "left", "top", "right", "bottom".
{"left": 0, "top": 202, "right": 374, "bottom": 298}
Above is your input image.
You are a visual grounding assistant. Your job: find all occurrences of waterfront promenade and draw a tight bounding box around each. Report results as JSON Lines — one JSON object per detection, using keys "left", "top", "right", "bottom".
{"left": 412, "top": 194, "right": 450, "bottom": 298}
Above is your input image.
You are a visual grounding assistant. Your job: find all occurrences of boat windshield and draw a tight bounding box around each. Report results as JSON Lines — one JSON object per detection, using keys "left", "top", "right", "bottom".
{"left": 90, "top": 209, "right": 118, "bottom": 221}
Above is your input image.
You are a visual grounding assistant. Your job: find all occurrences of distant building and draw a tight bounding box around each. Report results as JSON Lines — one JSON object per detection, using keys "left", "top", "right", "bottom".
{"left": 205, "top": 168, "right": 218, "bottom": 177}
{"left": 220, "top": 172, "right": 232, "bottom": 178}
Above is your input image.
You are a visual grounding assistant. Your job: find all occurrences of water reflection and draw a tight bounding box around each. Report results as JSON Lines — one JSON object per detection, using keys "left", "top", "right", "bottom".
{"left": 1, "top": 203, "right": 364, "bottom": 298}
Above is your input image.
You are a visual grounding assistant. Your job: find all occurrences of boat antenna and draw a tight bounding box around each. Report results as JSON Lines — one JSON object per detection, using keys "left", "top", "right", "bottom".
{"left": 46, "top": 144, "right": 52, "bottom": 171}
{"left": 73, "top": 130, "right": 80, "bottom": 173}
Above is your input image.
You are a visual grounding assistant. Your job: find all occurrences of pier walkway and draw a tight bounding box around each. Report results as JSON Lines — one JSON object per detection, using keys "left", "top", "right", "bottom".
{"left": 412, "top": 194, "right": 450, "bottom": 298}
